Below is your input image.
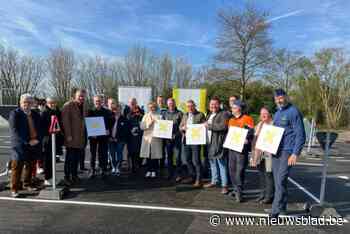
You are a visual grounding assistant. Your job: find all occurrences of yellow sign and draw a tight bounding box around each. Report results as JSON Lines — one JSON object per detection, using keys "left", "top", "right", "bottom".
{"left": 223, "top": 126, "right": 248, "bottom": 152}
{"left": 152, "top": 120, "right": 173, "bottom": 139}
{"left": 255, "top": 124, "right": 285, "bottom": 155}
{"left": 186, "top": 124, "right": 206, "bottom": 145}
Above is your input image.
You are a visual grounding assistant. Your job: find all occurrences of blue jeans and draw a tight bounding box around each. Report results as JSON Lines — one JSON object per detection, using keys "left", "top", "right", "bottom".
{"left": 272, "top": 151, "right": 291, "bottom": 214}
{"left": 209, "top": 156, "right": 228, "bottom": 187}
{"left": 109, "top": 142, "right": 125, "bottom": 171}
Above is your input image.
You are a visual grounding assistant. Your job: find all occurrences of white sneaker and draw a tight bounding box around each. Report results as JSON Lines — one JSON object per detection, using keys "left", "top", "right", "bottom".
{"left": 44, "top": 180, "right": 52, "bottom": 186}
{"left": 116, "top": 168, "right": 121, "bottom": 176}
{"left": 37, "top": 168, "right": 44, "bottom": 175}
{"left": 111, "top": 168, "right": 116, "bottom": 175}
{"left": 151, "top": 172, "right": 156, "bottom": 178}
{"left": 11, "top": 191, "right": 19, "bottom": 198}
{"left": 145, "top": 171, "right": 151, "bottom": 178}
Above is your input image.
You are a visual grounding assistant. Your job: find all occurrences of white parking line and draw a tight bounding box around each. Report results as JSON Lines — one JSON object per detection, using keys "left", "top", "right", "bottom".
{"left": 0, "top": 197, "right": 297, "bottom": 218}
{"left": 0, "top": 145, "right": 10, "bottom": 149}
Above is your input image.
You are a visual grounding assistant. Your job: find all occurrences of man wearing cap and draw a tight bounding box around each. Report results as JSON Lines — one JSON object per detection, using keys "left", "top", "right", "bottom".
{"left": 227, "top": 100, "right": 254, "bottom": 202}
{"left": 266, "top": 89, "right": 306, "bottom": 218}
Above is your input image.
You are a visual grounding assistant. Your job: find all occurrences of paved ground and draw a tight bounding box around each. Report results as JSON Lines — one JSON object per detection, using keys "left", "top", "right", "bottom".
{"left": 0, "top": 127, "right": 349, "bottom": 233}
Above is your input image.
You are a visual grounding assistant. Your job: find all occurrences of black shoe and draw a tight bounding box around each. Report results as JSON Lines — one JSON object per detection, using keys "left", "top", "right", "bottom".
{"left": 268, "top": 213, "right": 279, "bottom": 219}
{"left": 88, "top": 171, "right": 96, "bottom": 179}
{"left": 72, "top": 176, "right": 81, "bottom": 184}
{"left": 63, "top": 177, "right": 72, "bottom": 186}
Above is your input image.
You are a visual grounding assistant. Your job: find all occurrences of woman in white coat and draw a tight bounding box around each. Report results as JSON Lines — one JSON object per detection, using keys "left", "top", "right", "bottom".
{"left": 140, "top": 102, "right": 163, "bottom": 178}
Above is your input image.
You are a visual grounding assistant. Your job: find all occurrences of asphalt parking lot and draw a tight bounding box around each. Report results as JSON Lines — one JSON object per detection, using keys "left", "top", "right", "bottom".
{"left": 0, "top": 127, "right": 349, "bottom": 233}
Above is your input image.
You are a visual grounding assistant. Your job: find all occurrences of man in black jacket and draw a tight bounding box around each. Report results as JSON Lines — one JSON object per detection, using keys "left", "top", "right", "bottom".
{"left": 41, "top": 97, "right": 64, "bottom": 186}
{"left": 88, "top": 95, "right": 112, "bottom": 178}
{"left": 163, "top": 98, "right": 183, "bottom": 180}
{"left": 203, "top": 97, "right": 230, "bottom": 194}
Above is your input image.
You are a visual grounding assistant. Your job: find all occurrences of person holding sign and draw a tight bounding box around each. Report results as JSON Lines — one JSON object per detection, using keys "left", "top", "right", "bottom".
{"left": 227, "top": 100, "right": 254, "bottom": 202}
{"left": 179, "top": 100, "right": 206, "bottom": 188}
{"left": 87, "top": 95, "right": 112, "bottom": 179}
{"left": 266, "top": 89, "right": 306, "bottom": 218}
{"left": 203, "top": 97, "right": 230, "bottom": 194}
{"left": 140, "top": 102, "right": 163, "bottom": 178}
{"left": 251, "top": 107, "right": 275, "bottom": 204}
{"left": 163, "top": 98, "right": 183, "bottom": 181}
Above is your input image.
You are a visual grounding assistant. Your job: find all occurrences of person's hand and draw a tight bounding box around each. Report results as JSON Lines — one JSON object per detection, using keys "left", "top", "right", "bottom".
{"left": 29, "top": 139, "right": 39, "bottom": 146}
{"left": 288, "top": 154, "right": 298, "bottom": 166}
{"left": 67, "top": 136, "right": 73, "bottom": 142}
{"left": 250, "top": 158, "right": 257, "bottom": 168}
{"left": 204, "top": 122, "right": 208, "bottom": 128}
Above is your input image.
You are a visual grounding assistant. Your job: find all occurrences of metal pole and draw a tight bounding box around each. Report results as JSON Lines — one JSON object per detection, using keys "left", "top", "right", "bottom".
{"left": 52, "top": 133, "right": 56, "bottom": 191}
{"left": 307, "top": 118, "right": 315, "bottom": 153}
{"left": 319, "top": 132, "right": 330, "bottom": 205}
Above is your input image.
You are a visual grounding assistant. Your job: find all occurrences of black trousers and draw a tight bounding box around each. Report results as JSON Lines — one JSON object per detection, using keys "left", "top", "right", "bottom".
{"left": 89, "top": 138, "right": 108, "bottom": 172}
{"left": 64, "top": 148, "right": 82, "bottom": 178}
{"left": 43, "top": 142, "right": 53, "bottom": 180}
{"left": 257, "top": 159, "right": 275, "bottom": 200}
{"left": 165, "top": 140, "right": 182, "bottom": 177}
{"left": 228, "top": 150, "right": 248, "bottom": 193}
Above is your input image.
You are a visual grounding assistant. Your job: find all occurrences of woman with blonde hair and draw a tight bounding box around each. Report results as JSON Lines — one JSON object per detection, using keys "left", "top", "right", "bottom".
{"left": 251, "top": 106, "right": 275, "bottom": 204}
{"left": 140, "top": 102, "right": 163, "bottom": 178}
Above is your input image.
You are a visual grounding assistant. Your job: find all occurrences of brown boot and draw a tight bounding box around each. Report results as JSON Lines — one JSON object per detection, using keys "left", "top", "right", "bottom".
{"left": 193, "top": 180, "right": 202, "bottom": 188}
{"left": 203, "top": 183, "right": 216, "bottom": 188}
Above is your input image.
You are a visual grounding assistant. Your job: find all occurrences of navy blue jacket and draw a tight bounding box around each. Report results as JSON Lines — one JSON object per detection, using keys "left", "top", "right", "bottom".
{"left": 9, "top": 108, "right": 43, "bottom": 161}
{"left": 273, "top": 103, "right": 306, "bottom": 156}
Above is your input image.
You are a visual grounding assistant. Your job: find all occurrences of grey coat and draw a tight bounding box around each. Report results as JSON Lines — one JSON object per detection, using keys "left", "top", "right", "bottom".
{"left": 207, "top": 110, "right": 230, "bottom": 159}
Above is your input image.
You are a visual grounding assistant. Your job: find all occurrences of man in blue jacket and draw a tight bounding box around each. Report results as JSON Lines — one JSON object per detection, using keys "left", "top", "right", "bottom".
{"left": 9, "top": 94, "right": 43, "bottom": 198}
{"left": 267, "top": 89, "right": 306, "bottom": 218}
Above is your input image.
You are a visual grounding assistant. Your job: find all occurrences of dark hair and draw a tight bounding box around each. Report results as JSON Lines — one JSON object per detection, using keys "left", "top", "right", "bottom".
{"left": 210, "top": 96, "right": 221, "bottom": 104}
{"left": 260, "top": 106, "right": 271, "bottom": 114}
{"left": 230, "top": 95, "right": 240, "bottom": 100}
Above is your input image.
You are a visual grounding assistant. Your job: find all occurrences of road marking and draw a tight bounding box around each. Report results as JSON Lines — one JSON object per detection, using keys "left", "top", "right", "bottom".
{"left": 287, "top": 177, "right": 320, "bottom": 204}
{"left": 0, "top": 196, "right": 298, "bottom": 218}
{"left": 296, "top": 162, "right": 322, "bottom": 167}
{"left": 0, "top": 145, "right": 10, "bottom": 149}
{"left": 247, "top": 169, "right": 321, "bottom": 203}
{"left": 0, "top": 136, "right": 10, "bottom": 138}
{"left": 335, "top": 159, "right": 350, "bottom": 163}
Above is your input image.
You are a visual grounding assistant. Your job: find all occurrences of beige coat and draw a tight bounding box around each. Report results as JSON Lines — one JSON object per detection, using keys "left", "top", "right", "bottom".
{"left": 139, "top": 112, "right": 163, "bottom": 159}
{"left": 61, "top": 100, "right": 87, "bottom": 149}
{"left": 252, "top": 120, "right": 273, "bottom": 172}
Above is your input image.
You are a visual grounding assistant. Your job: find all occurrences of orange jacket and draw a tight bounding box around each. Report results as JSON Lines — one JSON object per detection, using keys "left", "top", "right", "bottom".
{"left": 228, "top": 114, "right": 254, "bottom": 129}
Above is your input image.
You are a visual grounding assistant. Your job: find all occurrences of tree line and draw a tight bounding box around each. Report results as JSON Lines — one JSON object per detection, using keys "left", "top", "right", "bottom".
{"left": 0, "top": 3, "right": 349, "bottom": 128}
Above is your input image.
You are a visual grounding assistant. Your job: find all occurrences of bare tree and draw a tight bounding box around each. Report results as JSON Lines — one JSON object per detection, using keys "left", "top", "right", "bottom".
{"left": 265, "top": 49, "right": 301, "bottom": 94}
{"left": 312, "top": 48, "right": 350, "bottom": 128}
{"left": 215, "top": 4, "right": 272, "bottom": 100}
{"left": 0, "top": 46, "right": 45, "bottom": 104}
{"left": 173, "top": 57, "right": 193, "bottom": 88}
{"left": 47, "top": 47, "right": 76, "bottom": 102}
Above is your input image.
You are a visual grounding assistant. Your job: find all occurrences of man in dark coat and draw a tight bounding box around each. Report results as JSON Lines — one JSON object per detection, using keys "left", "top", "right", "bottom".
{"left": 203, "top": 97, "right": 230, "bottom": 194}
{"left": 9, "top": 94, "right": 42, "bottom": 197}
{"left": 40, "top": 97, "right": 64, "bottom": 186}
{"left": 87, "top": 94, "right": 112, "bottom": 179}
{"left": 163, "top": 98, "right": 183, "bottom": 180}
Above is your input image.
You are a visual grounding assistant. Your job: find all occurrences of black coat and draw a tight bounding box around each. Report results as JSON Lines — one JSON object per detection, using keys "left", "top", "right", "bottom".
{"left": 126, "top": 111, "right": 143, "bottom": 154}
{"left": 40, "top": 106, "right": 64, "bottom": 155}
{"left": 9, "top": 108, "right": 43, "bottom": 161}
{"left": 206, "top": 110, "right": 230, "bottom": 159}
{"left": 109, "top": 115, "right": 130, "bottom": 143}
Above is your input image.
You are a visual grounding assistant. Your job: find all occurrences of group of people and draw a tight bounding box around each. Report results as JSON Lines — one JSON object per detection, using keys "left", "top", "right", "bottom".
{"left": 8, "top": 88, "right": 306, "bottom": 218}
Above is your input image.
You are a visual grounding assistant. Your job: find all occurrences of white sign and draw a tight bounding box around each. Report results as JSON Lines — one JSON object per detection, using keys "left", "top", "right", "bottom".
{"left": 118, "top": 86, "right": 152, "bottom": 111}
{"left": 173, "top": 88, "right": 207, "bottom": 113}
{"left": 153, "top": 120, "right": 173, "bottom": 139}
{"left": 223, "top": 126, "right": 249, "bottom": 153}
{"left": 255, "top": 124, "right": 285, "bottom": 155}
{"left": 85, "top": 117, "right": 107, "bottom": 137}
{"left": 186, "top": 124, "right": 206, "bottom": 145}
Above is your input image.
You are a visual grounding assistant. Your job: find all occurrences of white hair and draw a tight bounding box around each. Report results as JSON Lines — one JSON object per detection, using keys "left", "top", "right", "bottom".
{"left": 20, "top": 93, "right": 33, "bottom": 103}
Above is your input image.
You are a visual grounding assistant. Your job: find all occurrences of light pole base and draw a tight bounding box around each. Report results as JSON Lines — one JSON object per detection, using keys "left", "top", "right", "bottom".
{"left": 37, "top": 187, "right": 69, "bottom": 200}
